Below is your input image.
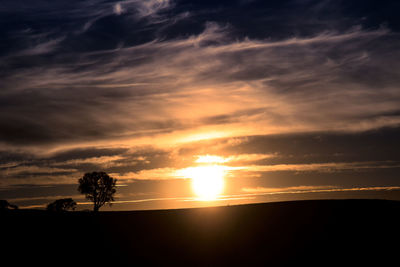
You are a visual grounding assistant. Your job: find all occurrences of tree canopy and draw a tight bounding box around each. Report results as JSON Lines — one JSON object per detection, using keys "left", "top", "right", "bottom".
{"left": 77, "top": 172, "right": 117, "bottom": 212}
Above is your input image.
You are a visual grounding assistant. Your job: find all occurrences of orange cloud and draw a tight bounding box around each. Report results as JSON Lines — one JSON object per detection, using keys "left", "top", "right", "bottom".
{"left": 242, "top": 186, "right": 400, "bottom": 195}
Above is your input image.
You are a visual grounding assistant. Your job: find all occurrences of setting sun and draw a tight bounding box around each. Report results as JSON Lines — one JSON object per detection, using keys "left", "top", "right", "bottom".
{"left": 191, "top": 165, "right": 225, "bottom": 200}
{"left": 178, "top": 165, "right": 225, "bottom": 200}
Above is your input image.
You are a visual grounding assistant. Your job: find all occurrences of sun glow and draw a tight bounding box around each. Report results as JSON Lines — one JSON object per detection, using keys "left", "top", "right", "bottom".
{"left": 178, "top": 165, "right": 225, "bottom": 201}
{"left": 195, "top": 155, "right": 228, "bottom": 164}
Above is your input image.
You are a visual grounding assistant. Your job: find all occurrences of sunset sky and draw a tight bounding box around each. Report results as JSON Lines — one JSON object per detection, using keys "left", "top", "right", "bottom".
{"left": 1, "top": 0, "right": 400, "bottom": 210}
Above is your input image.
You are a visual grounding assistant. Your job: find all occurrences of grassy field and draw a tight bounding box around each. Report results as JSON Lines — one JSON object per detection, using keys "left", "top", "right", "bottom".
{"left": 2, "top": 199, "right": 399, "bottom": 266}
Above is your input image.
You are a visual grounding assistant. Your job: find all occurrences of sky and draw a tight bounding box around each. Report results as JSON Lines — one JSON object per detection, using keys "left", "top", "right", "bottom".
{"left": 1, "top": 0, "right": 400, "bottom": 210}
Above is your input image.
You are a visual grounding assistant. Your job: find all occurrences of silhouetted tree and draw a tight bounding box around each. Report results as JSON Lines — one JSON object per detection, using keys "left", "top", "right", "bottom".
{"left": 46, "top": 198, "right": 77, "bottom": 212}
{"left": 0, "top": 200, "right": 18, "bottom": 210}
{"left": 78, "top": 172, "right": 117, "bottom": 212}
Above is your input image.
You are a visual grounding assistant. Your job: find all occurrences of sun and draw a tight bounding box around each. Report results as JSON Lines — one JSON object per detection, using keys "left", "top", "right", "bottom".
{"left": 191, "top": 165, "right": 225, "bottom": 200}
{"left": 179, "top": 165, "right": 225, "bottom": 200}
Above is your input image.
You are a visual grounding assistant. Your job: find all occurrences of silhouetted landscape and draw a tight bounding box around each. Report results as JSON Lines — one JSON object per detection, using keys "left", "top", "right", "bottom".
{"left": 2, "top": 199, "right": 399, "bottom": 265}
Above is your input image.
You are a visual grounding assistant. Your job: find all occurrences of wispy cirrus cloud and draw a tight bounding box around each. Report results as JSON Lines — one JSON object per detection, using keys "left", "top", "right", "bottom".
{"left": 241, "top": 161, "right": 400, "bottom": 173}
{"left": 131, "top": 0, "right": 173, "bottom": 19}
{"left": 195, "top": 153, "right": 276, "bottom": 164}
{"left": 242, "top": 185, "right": 400, "bottom": 195}
{"left": 2, "top": 22, "right": 399, "bottom": 150}
{"left": 17, "top": 36, "right": 65, "bottom": 56}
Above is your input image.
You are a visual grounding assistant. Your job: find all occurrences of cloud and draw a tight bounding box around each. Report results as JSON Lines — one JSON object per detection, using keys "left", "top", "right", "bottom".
{"left": 240, "top": 161, "right": 400, "bottom": 173}
{"left": 242, "top": 185, "right": 336, "bottom": 193}
{"left": 111, "top": 167, "right": 181, "bottom": 181}
{"left": 242, "top": 185, "right": 400, "bottom": 195}
{"left": 133, "top": 0, "right": 173, "bottom": 19}
{"left": 114, "top": 3, "right": 123, "bottom": 15}
{"left": 18, "top": 37, "right": 65, "bottom": 56}
{"left": 52, "top": 155, "right": 126, "bottom": 167}
{"left": 3, "top": 23, "right": 399, "bottom": 149}
{"left": 195, "top": 153, "right": 275, "bottom": 164}
{"left": 1, "top": 125, "right": 399, "bottom": 189}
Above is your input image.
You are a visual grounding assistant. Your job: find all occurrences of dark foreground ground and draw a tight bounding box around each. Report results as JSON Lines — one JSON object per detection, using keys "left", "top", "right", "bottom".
{"left": 2, "top": 199, "right": 399, "bottom": 266}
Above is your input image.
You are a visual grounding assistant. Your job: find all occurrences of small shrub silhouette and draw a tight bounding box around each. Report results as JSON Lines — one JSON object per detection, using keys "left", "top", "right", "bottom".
{"left": 46, "top": 198, "right": 77, "bottom": 212}
{"left": 0, "top": 200, "right": 18, "bottom": 210}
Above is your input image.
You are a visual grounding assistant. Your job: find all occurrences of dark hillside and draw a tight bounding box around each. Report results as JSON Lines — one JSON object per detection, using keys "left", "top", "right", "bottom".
{"left": 2, "top": 199, "right": 399, "bottom": 266}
